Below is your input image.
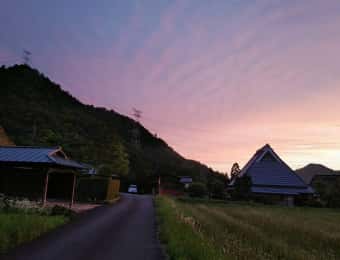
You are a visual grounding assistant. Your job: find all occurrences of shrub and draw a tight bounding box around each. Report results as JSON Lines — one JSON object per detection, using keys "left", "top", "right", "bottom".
{"left": 231, "top": 175, "right": 252, "bottom": 200}
{"left": 188, "top": 183, "right": 207, "bottom": 198}
{"left": 50, "top": 205, "right": 76, "bottom": 218}
{"left": 209, "top": 181, "right": 226, "bottom": 199}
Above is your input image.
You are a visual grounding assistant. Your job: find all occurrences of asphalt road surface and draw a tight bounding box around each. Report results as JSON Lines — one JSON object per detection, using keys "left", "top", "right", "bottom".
{"left": 3, "top": 194, "right": 164, "bottom": 260}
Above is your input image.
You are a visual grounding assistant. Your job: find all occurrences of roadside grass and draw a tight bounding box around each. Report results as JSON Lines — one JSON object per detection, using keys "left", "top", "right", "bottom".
{"left": 156, "top": 196, "right": 340, "bottom": 260}
{"left": 156, "top": 196, "right": 224, "bottom": 260}
{"left": 0, "top": 212, "right": 67, "bottom": 253}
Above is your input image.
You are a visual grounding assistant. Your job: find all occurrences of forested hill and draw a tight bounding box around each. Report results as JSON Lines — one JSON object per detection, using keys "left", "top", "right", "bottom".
{"left": 0, "top": 64, "right": 225, "bottom": 192}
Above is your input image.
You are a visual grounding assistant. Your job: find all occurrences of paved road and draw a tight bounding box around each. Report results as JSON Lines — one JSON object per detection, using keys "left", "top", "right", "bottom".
{"left": 4, "top": 194, "right": 164, "bottom": 260}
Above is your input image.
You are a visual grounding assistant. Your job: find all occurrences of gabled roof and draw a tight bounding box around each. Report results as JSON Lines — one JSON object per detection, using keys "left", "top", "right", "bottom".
{"left": 231, "top": 144, "right": 313, "bottom": 194}
{"left": 0, "top": 146, "right": 88, "bottom": 169}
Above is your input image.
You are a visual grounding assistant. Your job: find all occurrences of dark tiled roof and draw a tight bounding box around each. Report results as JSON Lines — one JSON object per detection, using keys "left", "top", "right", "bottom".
{"left": 231, "top": 144, "right": 314, "bottom": 195}
{"left": 0, "top": 146, "right": 87, "bottom": 169}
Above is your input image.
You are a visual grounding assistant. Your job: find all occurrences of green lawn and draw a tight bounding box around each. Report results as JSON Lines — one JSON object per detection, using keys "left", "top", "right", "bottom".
{"left": 156, "top": 196, "right": 340, "bottom": 260}
{"left": 0, "top": 212, "right": 67, "bottom": 253}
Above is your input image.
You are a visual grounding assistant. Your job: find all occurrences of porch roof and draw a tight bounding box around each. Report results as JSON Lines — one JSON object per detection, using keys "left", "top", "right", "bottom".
{"left": 0, "top": 146, "right": 88, "bottom": 170}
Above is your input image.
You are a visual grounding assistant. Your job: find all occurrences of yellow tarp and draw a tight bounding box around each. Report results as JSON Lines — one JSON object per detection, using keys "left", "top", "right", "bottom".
{"left": 106, "top": 179, "right": 120, "bottom": 201}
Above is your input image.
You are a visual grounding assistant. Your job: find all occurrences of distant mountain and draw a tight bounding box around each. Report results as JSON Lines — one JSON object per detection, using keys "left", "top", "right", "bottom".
{"left": 0, "top": 64, "right": 225, "bottom": 192}
{"left": 296, "top": 164, "right": 340, "bottom": 184}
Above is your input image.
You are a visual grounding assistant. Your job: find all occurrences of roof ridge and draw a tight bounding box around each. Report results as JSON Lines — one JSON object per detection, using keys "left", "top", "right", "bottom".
{"left": 257, "top": 143, "right": 272, "bottom": 152}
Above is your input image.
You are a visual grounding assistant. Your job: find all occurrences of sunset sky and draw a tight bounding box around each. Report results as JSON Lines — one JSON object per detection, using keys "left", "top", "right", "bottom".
{"left": 1, "top": 0, "right": 340, "bottom": 172}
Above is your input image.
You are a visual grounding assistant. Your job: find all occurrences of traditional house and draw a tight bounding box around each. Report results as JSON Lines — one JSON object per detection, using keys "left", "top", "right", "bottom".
{"left": 0, "top": 146, "right": 90, "bottom": 207}
{"left": 230, "top": 144, "right": 314, "bottom": 205}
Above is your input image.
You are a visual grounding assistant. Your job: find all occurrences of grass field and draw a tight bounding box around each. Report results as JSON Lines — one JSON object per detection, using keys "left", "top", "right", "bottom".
{"left": 0, "top": 212, "right": 67, "bottom": 253}
{"left": 156, "top": 196, "right": 340, "bottom": 260}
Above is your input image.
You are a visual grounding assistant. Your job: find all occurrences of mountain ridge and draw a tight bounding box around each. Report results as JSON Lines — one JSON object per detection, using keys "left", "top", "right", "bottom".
{"left": 0, "top": 64, "right": 225, "bottom": 192}
{"left": 296, "top": 163, "right": 340, "bottom": 184}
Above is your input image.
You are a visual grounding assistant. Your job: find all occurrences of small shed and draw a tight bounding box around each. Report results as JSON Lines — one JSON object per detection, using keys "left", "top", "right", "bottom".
{"left": 0, "top": 146, "right": 90, "bottom": 208}
{"left": 76, "top": 174, "right": 120, "bottom": 203}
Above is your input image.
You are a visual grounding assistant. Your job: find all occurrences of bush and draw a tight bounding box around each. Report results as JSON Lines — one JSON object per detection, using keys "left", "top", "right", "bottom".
{"left": 0, "top": 194, "right": 48, "bottom": 214}
{"left": 231, "top": 175, "right": 252, "bottom": 200}
{"left": 188, "top": 183, "right": 207, "bottom": 198}
{"left": 50, "top": 205, "right": 76, "bottom": 218}
{"left": 209, "top": 181, "right": 226, "bottom": 199}
{"left": 313, "top": 177, "right": 340, "bottom": 208}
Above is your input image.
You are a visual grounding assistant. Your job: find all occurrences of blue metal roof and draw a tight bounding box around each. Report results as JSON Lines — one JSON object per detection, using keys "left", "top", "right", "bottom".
{"left": 247, "top": 161, "right": 307, "bottom": 187}
{"left": 50, "top": 155, "right": 87, "bottom": 169}
{"left": 0, "top": 146, "right": 57, "bottom": 163}
{"left": 0, "top": 146, "right": 88, "bottom": 169}
{"left": 231, "top": 144, "right": 314, "bottom": 195}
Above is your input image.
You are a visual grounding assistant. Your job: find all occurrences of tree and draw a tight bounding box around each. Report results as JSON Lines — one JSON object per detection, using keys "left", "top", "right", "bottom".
{"left": 230, "top": 162, "right": 241, "bottom": 181}
{"left": 314, "top": 177, "right": 340, "bottom": 208}
{"left": 99, "top": 165, "right": 115, "bottom": 177}
{"left": 210, "top": 180, "right": 226, "bottom": 199}
{"left": 98, "top": 139, "right": 130, "bottom": 177}
{"left": 188, "top": 182, "right": 207, "bottom": 198}
{"left": 109, "top": 140, "right": 129, "bottom": 177}
{"left": 232, "top": 175, "right": 252, "bottom": 200}
{"left": 328, "top": 179, "right": 340, "bottom": 207}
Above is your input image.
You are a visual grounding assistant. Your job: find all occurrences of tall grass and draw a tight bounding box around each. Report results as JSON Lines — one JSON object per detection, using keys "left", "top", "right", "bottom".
{"left": 0, "top": 212, "right": 67, "bottom": 253}
{"left": 156, "top": 197, "right": 224, "bottom": 260}
{"left": 156, "top": 197, "right": 340, "bottom": 260}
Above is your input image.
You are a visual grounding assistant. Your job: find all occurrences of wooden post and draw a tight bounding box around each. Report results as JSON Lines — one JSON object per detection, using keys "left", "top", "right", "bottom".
{"left": 42, "top": 170, "right": 49, "bottom": 207}
{"left": 70, "top": 173, "right": 76, "bottom": 209}
{"left": 158, "top": 175, "right": 161, "bottom": 195}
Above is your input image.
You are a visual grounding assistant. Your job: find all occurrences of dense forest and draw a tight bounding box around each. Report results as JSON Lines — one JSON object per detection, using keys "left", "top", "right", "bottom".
{"left": 0, "top": 65, "right": 226, "bottom": 193}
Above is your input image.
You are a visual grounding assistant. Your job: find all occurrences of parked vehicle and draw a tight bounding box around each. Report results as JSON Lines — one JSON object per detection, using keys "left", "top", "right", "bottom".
{"left": 128, "top": 184, "right": 138, "bottom": 194}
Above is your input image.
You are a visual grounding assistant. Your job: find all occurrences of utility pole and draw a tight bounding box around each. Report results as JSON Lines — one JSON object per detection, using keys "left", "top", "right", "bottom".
{"left": 23, "top": 49, "right": 31, "bottom": 65}
{"left": 131, "top": 108, "right": 142, "bottom": 149}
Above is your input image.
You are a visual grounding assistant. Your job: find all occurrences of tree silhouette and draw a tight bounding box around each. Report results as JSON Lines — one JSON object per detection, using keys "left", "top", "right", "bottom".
{"left": 230, "top": 162, "right": 241, "bottom": 181}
